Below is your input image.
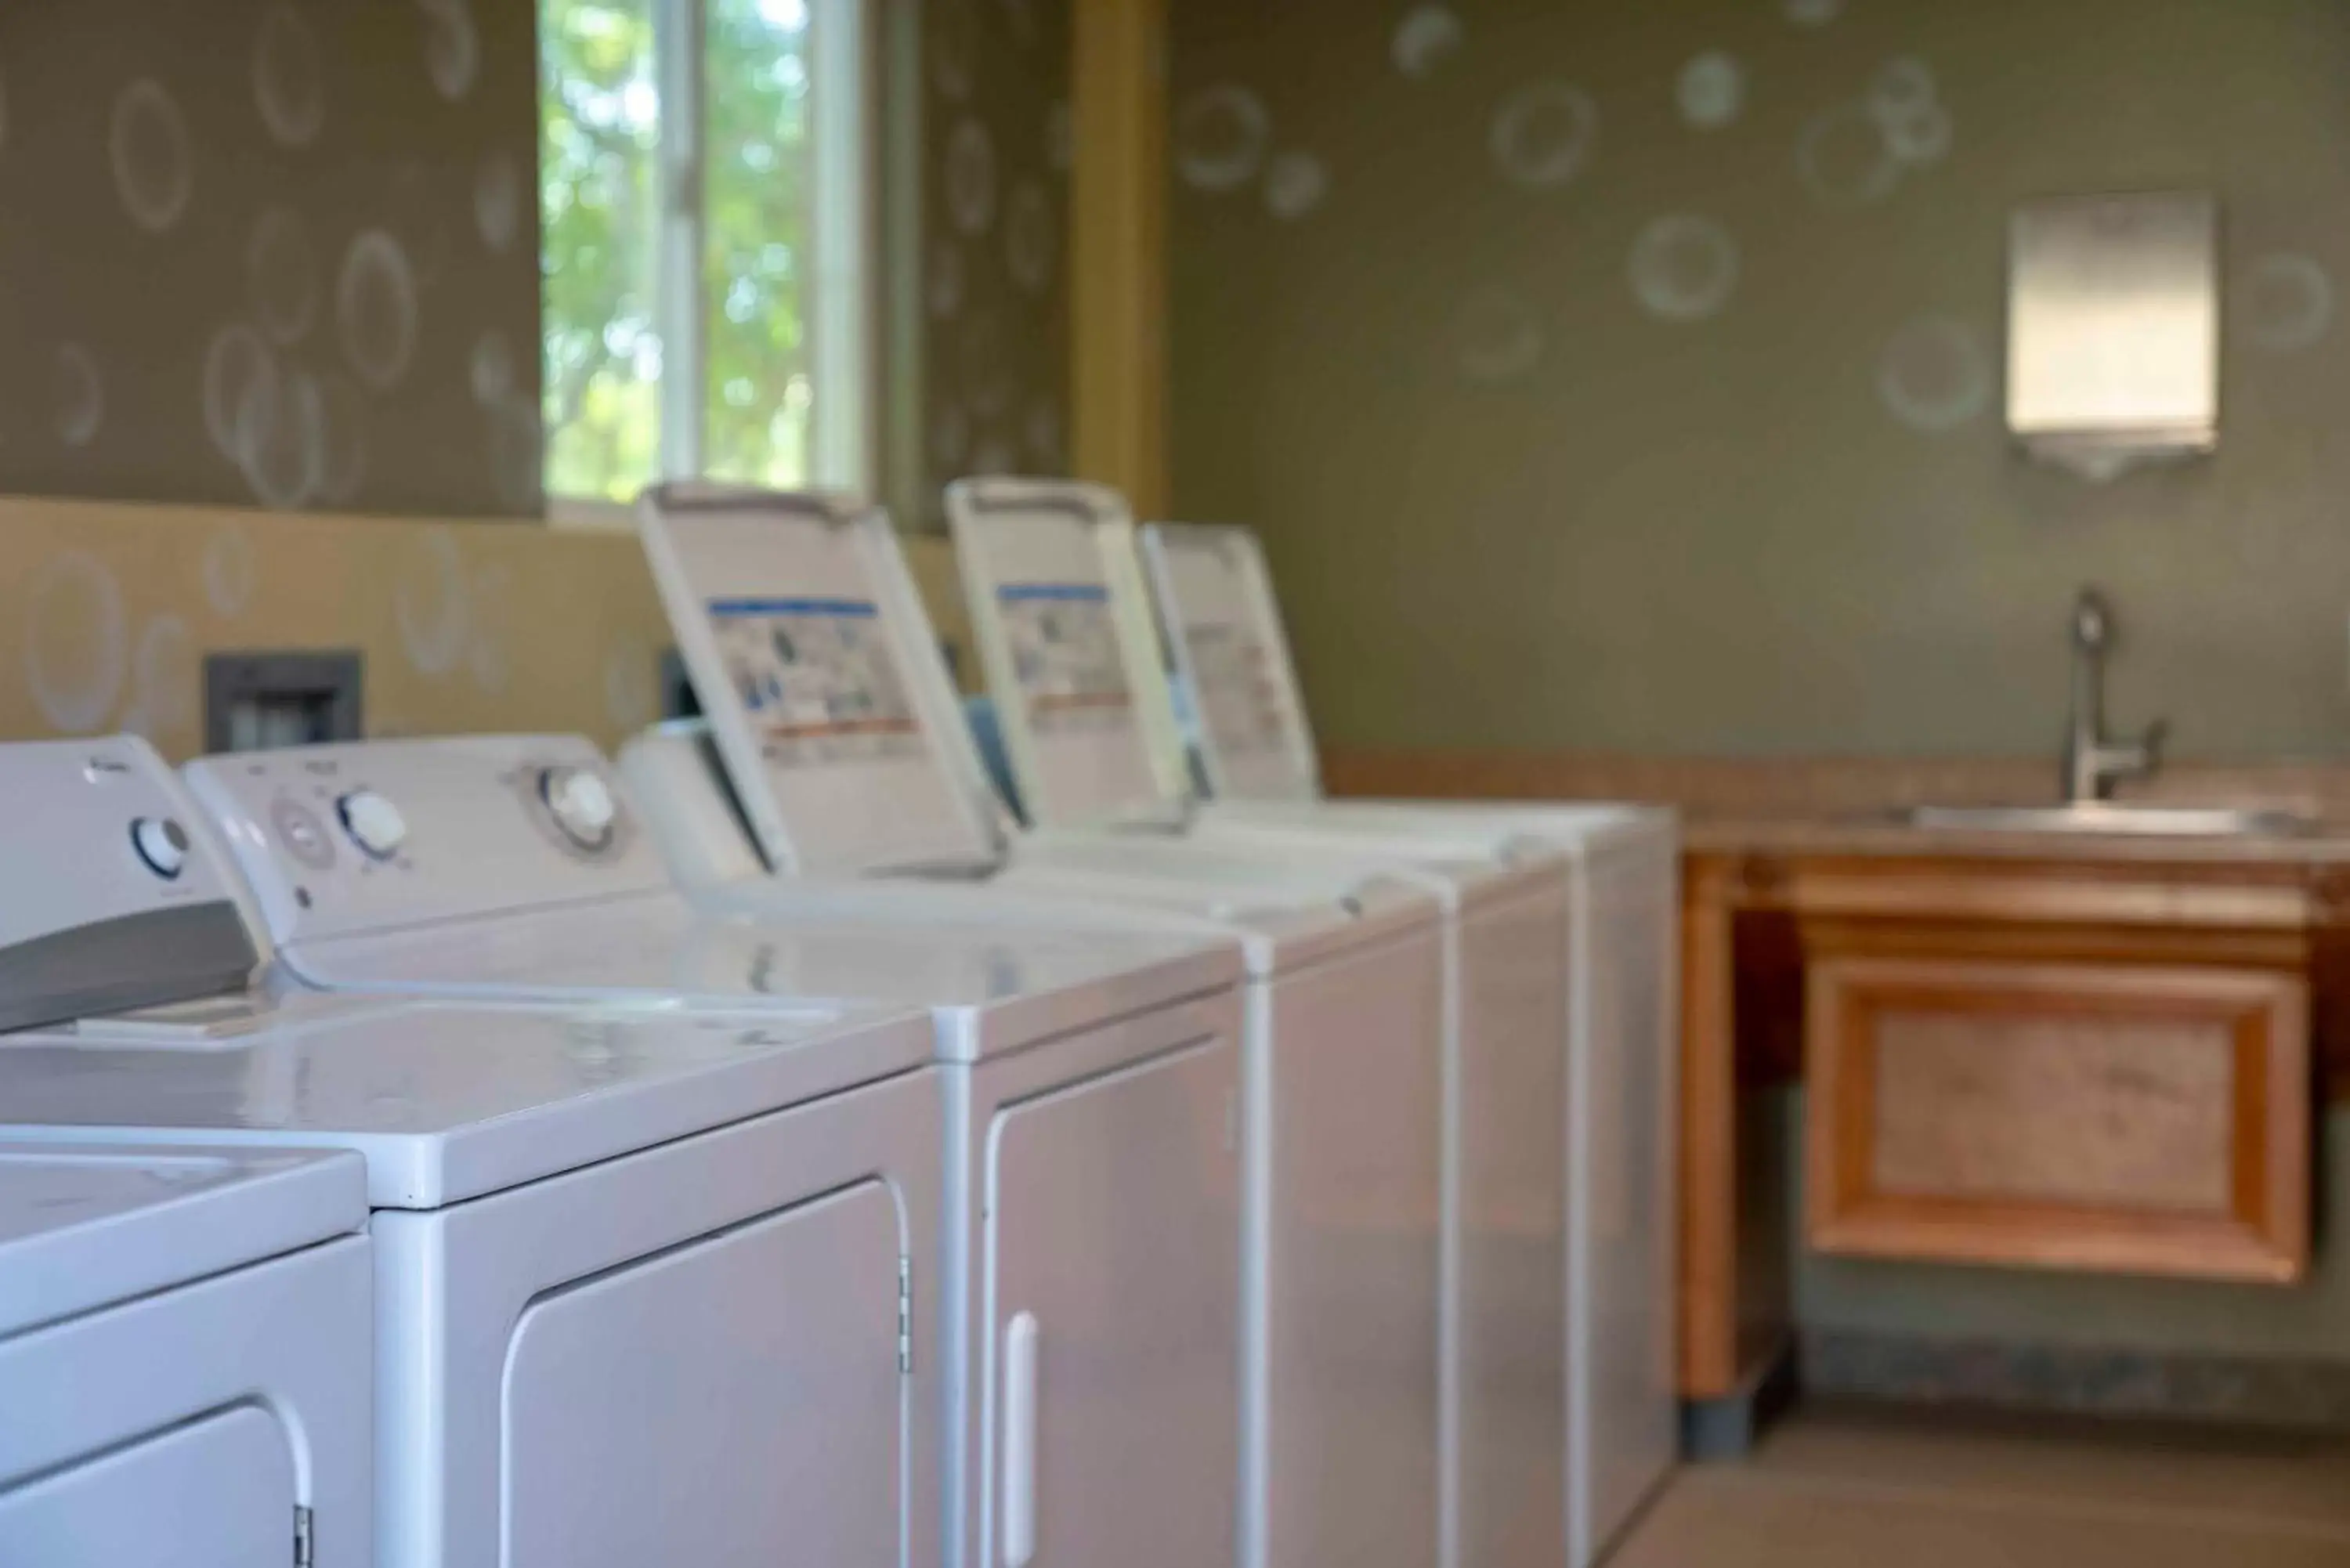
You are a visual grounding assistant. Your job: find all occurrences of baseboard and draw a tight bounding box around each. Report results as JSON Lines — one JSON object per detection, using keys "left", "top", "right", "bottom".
{"left": 1802, "top": 1328, "right": 2350, "bottom": 1433}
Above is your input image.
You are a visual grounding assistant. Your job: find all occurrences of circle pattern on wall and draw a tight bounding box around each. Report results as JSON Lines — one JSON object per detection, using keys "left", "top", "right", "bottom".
{"left": 471, "top": 331, "right": 515, "bottom": 404}
{"left": 475, "top": 151, "right": 523, "bottom": 254}
{"left": 131, "top": 616, "right": 197, "bottom": 739}
{"left": 201, "top": 526, "right": 258, "bottom": 619}
{"left": 242, "top": 368, "right": 325, "bottom": 511}
{"left": 253, "top": 5, "right": 325, "bottom": 148}
{"left": 1868, "top": 56, "right": 1937, "bottom": 125}
{"left": 110, "top": 80, "right": 193, "bottom": 234}
{"left": 395, "top": 527, "right": 468, "bottom": 676}
{"left": 1392, "top": 7, "right": 1464, "bottom": 81}
{"left": 1884, "top": 101, "right": 1953, "bottom": 167}
{"left": 1452, "top": 287, "right": 1545, "bottom": 385}
{"left": 25, "top": 552, "right": 127, "bottom": 734}
{"left": 1263, "top": 151, "right": 1329, "bottom": 222}
{"left": 1490, "top": 82, "right": 1599, "bottom": 190}
{"left": 1878, "top": 316, "right": 1993, "bottom": 432}
{"left": 2243, "top": 252, "right": 2334, "bottom": 353}
{"left": 316, "top": 374, "right": 369, "bottom": 505}
{"left": 337, "top": 229, "right": 421, "bottom": 391}
{"left": 419, "top": 0, "right": 480, "bottom": 102}
{"left": 1175, "top": 85, "right": 1271, "bottom": 193}
{"left": 247, "top": 208, "right": 320, "bottom": 347}
{"left": 1629, "top": 215, "right": 1740, "bottom": 322}
{"left": 53, "top": 345, "right": 105, "bottom": 448}
{"left": 1677, "top": 52, "right": 1745, "bottom": 130}
{"left": 1796, "top": 102, "right": 1899, "bottom": 208}
{"left": 945, "top": 117, "right": 999, "bottom": 236}
{"left": 203, "top": 324, "right": 276, "bottom": 464}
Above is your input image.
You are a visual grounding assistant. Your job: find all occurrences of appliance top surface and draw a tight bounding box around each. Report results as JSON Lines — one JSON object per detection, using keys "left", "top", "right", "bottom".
{"left": 0, "top": 1140, "right": 365, "bottom": 1336}
{"left": 0, "top": 992, "right": 935, "bottom": 1207}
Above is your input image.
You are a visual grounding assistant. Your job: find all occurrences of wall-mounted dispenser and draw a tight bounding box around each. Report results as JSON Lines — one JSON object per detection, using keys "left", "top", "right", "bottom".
{"left": 2006, "top": 190, "right": 2220, "bottom": 482}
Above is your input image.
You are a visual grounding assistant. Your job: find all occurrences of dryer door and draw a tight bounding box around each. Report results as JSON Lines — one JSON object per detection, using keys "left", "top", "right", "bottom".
{"left": 983, "top": 1040, "right": 1239, "bottom": 1568}
{"left": 504, "top": 1180, "right": 906, "bottom": 1568}
{"left": 0, "top": 1403, "right": 292, "bottom": 1567}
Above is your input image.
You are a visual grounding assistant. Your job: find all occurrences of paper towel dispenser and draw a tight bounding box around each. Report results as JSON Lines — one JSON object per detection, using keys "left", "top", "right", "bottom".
{"left": 2006, "top": 190, "right": 2220, "bottom": 481}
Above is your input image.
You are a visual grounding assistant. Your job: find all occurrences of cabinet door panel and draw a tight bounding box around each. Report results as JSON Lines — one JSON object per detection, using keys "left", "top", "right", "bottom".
{"left": 1805, "top": 956, "right": 2308, "bottom": 1283}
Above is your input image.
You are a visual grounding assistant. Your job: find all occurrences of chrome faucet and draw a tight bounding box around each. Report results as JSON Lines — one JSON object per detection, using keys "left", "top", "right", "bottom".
{"left": 2063, "top": 587, "right": 2165, "bottom": 803}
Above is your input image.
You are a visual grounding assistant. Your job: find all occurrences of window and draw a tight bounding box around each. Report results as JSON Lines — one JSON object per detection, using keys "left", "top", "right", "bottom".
{"left": 539, "top": 0, "right": 870, "bottom": 507}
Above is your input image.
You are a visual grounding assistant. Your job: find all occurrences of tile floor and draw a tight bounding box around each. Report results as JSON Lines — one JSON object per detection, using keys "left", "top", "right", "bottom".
{"left": 1607, "top": 1404, "right": 2350, "bottom": 1566}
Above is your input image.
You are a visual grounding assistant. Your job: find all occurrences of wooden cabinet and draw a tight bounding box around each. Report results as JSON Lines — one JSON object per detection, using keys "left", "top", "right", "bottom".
{"left": 1805, "top": 956, "right": 2308, "bottom": 1283}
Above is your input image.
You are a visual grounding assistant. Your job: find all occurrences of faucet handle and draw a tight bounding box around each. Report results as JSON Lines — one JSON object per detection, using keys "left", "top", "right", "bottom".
{"left": 2071, "top": 587, "right": 2113, "bottom": 652}
{"left": 2140, "top": 717, "right": 2170, "bottom": 767}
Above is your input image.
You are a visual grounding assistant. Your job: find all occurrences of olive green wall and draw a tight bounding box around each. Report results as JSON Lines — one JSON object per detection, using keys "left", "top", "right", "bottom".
{"left": 916, "top": 0, "right": 1072, "bottom": 529}
{"left": 0, "top": 1, "right": 542, "bottom": 517}
{"left": 1167, "top": 0, "right": 2350, "bottom": 759}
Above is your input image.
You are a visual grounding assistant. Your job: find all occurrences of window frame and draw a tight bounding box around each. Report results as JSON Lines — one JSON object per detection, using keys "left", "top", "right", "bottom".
{"left": 544, "top": 0, "right": 876, "bottom": 526}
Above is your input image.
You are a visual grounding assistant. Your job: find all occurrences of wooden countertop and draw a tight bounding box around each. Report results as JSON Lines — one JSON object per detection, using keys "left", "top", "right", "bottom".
{"left": 1680, "top": 813, "right": 2350, "bottom": 868}
{"left": 1323, "top": 746, "right": 2350, "bottom": 872}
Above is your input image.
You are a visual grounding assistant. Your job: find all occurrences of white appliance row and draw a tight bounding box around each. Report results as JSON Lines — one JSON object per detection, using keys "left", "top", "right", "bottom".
{"left": 0, "top": 476, "right": 1676, "bottom": 1568}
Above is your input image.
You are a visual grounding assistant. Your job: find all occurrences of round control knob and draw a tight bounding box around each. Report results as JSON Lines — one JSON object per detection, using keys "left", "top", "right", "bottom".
{"left": 337, "top": 789, "right": 407, "bottom": 860}
{"left": 540, "top": 767, "right": 618, "bottom": 850}
{"left": 129, "top": 817, "right": 190, "bottom": 880}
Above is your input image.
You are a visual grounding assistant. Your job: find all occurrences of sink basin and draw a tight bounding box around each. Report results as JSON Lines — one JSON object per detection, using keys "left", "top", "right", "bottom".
{"left": 1900, "top": 803, "right": 2317, "bottom": 839}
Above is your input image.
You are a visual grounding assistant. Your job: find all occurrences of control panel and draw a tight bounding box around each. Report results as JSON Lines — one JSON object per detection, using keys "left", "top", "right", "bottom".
{"left": 0, "top": 737, "right": 259, "bottom": 1032}
{"left": 0, "top": 739, "right": 244, "bottom": 948}
{"left": 182, "top": 735, "right": 671, "bottom": 948}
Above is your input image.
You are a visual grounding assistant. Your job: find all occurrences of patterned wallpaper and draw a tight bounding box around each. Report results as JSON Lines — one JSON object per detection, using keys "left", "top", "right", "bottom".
{"left": 919, "top": 0, "right": 1072, "bottom": 524}
{"left": 1168, "top": 0, "right": 2350, "bottom": 759}
{"left": 0, "top": 1, "right": 542, "bottom": 519}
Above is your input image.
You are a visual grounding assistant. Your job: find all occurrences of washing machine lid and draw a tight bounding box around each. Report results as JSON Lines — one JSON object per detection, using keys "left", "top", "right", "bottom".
{"left": 0, "top": 1142, "right": 363, "bottom": 1337}
{"left": 945, "top": 478, "right": 1198, "bottom": 834}
{"left": 636, "top": 486, "right": 1011, "bottom": 880}
{"left": 1138, "top": 522, "right": 1324, "bottom": 805}
{"left": 0, "top": 993, "right": 934, "bottom": 1208}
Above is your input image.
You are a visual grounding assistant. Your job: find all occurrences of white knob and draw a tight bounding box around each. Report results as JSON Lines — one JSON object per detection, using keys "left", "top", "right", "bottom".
{"left": 338, "top": 789, "right": 407, "bottom": 859}
{"left": 541, "top": 767, "right": 617, "bottom": 848}
{"left": 130, "top": 817, "right": 190, "bottom": 880}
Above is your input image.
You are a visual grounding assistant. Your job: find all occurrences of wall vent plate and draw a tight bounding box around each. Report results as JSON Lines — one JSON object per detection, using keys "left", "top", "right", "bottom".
{"left": 204, "top": 651, "right": 364, "bottom": 754}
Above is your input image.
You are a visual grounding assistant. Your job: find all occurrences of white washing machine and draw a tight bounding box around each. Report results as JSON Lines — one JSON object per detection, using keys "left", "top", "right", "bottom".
{"left": 0, "top": 1140, "right": 370, "bottom": 1568}
{"left": 952, "top": 479, "right": 1682, "bottom": 1568}
{"left": 631, "top": 482, "right": 1572, "bottom": 1568}
{"left": 1144, "top": 512, "right": 1681, "bottom": 1566}
{"left": 179, "top": 732, "right": 1248, "bottom": 1568}
{"left": 0, "top": 735, "right": 947, "bottom": 1568}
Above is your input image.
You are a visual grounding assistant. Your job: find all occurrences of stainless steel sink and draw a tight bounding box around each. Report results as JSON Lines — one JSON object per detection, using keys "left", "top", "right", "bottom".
{"left": 1899, "top": 803, "right": 2317, "bottom": 839}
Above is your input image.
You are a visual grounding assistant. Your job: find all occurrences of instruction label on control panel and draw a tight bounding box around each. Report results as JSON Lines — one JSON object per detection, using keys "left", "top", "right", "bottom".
{"left": 997, "top": 583, "right": 1132, "bottom": 735}
{"left": 709, "top": 598, "right": 923, "bottom": 766}
{"left": 1183, "top": 621, "right": 1292, "bottom": 763}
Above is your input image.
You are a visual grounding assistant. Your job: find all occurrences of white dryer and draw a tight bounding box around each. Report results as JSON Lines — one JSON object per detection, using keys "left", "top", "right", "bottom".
{"left": 630, "top": 482, "right": 1567, "bottom": 1568}
{"left": 179, "top": 732, "right": 1247, "bottom": 1568}
{"left": 950, "top": 479, "right": 1681, "bottom": 1568}
{"left": 0, "top": 736, "right": 946, "bottom": 1568}
{"left": 0, "top": 1140, "right": 370, "bottom": 1568}
{"left": 1138, "top": 515, "right": 1682, "bottom": 1566}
